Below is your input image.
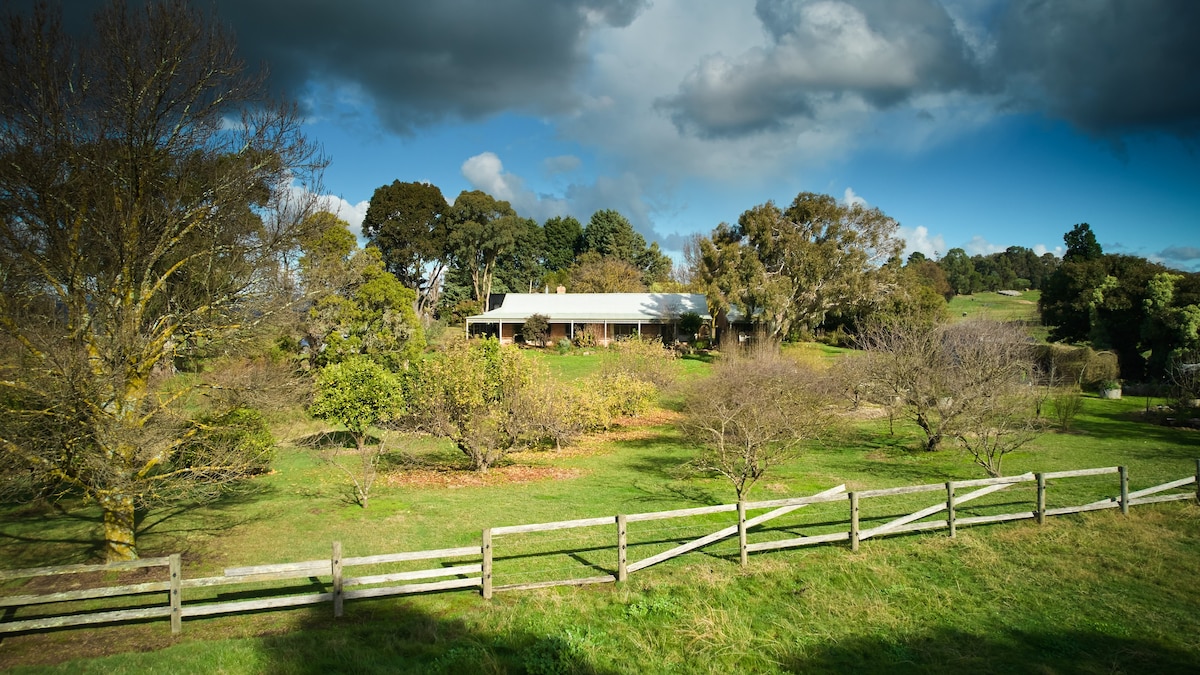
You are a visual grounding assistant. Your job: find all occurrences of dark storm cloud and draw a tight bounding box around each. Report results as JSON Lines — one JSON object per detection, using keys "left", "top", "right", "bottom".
{"left": 660, "top": 0, "right": 1200, "bottom": 142}
{"left": 993, "top": 0, "right": 1200, "bottom": 138}
{"left": 26, "top": 0, "right": 647, "bottom": 134}
{"left": 225, "top": 0, "right": 648, "bottom": 133}
{"left": 657, "top": 0, "right": 984, "bottom": 139}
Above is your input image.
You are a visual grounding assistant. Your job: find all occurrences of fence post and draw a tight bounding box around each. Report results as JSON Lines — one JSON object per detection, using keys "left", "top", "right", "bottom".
{"left": 1036, "top": 473, "right": 1046, "bottom": 525}
{"left": 332, "top": 541, "right": 343, "bottom": 618}
{"left": 617, "top": 515, "right": 628, "bottom": 583}
{"left": 169, "top": 554, "right": 182, "bottom": 635}
{"left": 1196, "top": 459, "right": 1199, "bottom": 504}
{"left": 738, "top": 501, "right": 748, "bottom": 568}
{"left": 481, "top": 528, "right": 493, "bottom": 600}
{"left": 946, "top": 482, "right": 956, "bottom": 539}
{"left": 1119, "top": 466, "right": 1129, "bottom": 515}
{"left": 849, "top": 492, "right": 859, "bottom": 552}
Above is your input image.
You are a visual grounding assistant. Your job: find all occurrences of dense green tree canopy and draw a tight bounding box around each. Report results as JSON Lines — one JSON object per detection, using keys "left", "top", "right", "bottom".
{"left": 446, "top": 191, "right": 521, "bottom": 302}
{"left": 693, "top": 192, "right": 904, "bottom": 340}
{"left": 361, "top": 180, "right": 450, "bottom": 320}
{"left": 542, "top": 215, "right": 583, "bottom": 272}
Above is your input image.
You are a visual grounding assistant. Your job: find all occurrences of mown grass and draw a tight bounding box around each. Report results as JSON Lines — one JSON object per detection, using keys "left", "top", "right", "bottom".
{"left": 948, "top": 290, "right": 1041, "bottom": 323}
{"left": 2, "top": 347, "right": 1199, "bottom": 673}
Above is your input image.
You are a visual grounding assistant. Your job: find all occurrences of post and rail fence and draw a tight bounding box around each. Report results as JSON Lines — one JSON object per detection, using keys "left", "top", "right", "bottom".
{"left": 2, "top": 461, "right": 1197, "bottom": 636}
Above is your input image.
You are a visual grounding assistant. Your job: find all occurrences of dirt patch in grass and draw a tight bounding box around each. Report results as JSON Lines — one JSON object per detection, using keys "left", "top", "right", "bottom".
{"left": 383, "top": 465, "right": 586, "bottom": 489}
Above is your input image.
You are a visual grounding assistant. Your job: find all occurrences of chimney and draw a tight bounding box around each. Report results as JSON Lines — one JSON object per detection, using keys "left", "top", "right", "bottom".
{"left": 556, "top": 285, "right": 566, "bottom": 294}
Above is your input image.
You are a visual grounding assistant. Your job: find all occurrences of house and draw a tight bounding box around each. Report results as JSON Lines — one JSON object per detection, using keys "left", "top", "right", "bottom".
{"left": 465, "top": 291, "right": 711, "bottom": 346}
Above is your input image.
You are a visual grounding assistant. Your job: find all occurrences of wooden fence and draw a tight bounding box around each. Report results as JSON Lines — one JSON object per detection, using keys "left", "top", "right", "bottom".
{"left": 2, "top": 461, "right": 1197, "bottom": 636}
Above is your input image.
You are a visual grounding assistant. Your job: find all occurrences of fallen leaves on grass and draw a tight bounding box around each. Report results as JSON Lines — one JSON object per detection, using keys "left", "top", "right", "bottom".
{"left": 383, "top": 465, "right": 586, "bottom": 489}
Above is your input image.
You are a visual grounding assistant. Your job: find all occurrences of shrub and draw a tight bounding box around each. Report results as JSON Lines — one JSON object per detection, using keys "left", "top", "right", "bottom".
{"left": 522, "top": 313, "right": 551, "bottom": 346}
{"left": 677, "top": 312, "right": 703, "bottom": 341}
{"left": 310, "top": 357, "right": 406, "bottom": 452}
{"left": 572, "top": 325, "right": 599, "bottom": 348}
{"left": 606, "top": 336, "right": 677, "bottom": 389}
{"left": 179, "top": 407, "right": 276, "bottom": 477}
{"left": 1050, "top": 386, "right": 1084, "bottom": 430}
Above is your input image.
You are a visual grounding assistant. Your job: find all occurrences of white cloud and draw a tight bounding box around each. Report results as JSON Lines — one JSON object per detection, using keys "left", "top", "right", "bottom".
{"left": 899, "top": 225, "right": 947, "bottom": 258}
{"left": 1033, "top": 243, "right": 1064, "bottom": 258}
{"left": 964, "top": 235, "right": 1004, "bottom": 256}
{"left": 461, "top": 152, "right": 570, "bottom": 223}
{"left": 843, "top": 186, "right": 868, "bottom": 207}
{"left": 315, "top": 194, "right": 370, "bottom": 239}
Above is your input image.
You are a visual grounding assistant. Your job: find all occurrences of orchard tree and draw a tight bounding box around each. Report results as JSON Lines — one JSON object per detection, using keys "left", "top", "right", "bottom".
{"left": 407, "top": 337, "right": 545, "bottom": 472}
{"left": 309, "top": 357, "right": 405, "bottom": 507}
{"left": 0, "top": 1, "right": 324, "bottom": 560}
{"left": 857, "top": 319, "right": 1039, "bottom": 455}
{"left": 361, "top": 181, "right": 450, "bottom": 320}
{"left": 679, "top": 346, "right": 830, "bottom": 500}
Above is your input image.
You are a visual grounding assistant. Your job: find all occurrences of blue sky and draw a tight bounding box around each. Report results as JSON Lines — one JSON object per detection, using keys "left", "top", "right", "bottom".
{"left": 51, "top": 0, "right": 1200, "bottom": 269}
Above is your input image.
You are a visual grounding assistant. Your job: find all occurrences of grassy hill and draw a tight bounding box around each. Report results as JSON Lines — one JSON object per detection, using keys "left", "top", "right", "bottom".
{"left": 2, "top": 346, "right": 1198, "bottom": 673}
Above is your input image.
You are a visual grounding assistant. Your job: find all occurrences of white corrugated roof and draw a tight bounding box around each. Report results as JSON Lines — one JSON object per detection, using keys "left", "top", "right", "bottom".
{"left": 467, "top": 293, "right": 710, "bottom": 323}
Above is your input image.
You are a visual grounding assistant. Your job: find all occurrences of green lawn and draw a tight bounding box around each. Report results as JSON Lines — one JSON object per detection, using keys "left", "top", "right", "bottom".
{"left": 948, "top": 290, "right": 1041, "bottom": 323}
{"left": 2, "top": 348, "right": 1199, "bottom": 673}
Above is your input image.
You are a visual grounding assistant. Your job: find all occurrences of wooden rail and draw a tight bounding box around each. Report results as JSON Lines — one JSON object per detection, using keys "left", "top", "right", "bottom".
{"left": 2, "top": 462, "right": 1196, "bottom": 636}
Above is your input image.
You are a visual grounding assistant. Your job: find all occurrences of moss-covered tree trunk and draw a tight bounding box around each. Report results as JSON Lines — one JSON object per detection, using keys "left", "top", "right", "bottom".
{"left": 100, "top": 493, "right": 137, "bottom": 562}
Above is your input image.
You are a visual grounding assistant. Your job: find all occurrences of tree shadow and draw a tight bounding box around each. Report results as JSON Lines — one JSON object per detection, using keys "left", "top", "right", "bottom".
{"left": 251, "top": 600, "right": 618, "bottom": 674}
{"left": 779, "top": 626, "right": 1200, "bottom": 674}
{"left": 295, "top": 430, "right": 380, "bottom": 450}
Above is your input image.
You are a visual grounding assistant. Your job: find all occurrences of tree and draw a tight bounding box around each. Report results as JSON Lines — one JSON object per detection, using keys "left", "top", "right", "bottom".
{"left": 301, "top": 215, "right": 424, "bottom": 372}
{"left": 543, "top": 215, "right": 583, "bottom": 271}
{"left": 492, "top": 216, "right": 547, "bottom": 294}
{"left": 446, "top": 190, "right": 521, "bottom": 303}
{"left": 582, "top": 209, "right": 646, "bottom": 263}
{"left": 361, "top": 181, "right": 450, "bottom": 321}
{"left": 0, "top": 1, "right": 324, "bottom": 560}
{"left": 857, "top": 320, "right": 1039, "bottom": 455}
{"left": 522, "top": 314, "right": 551, "bottom": 346}
{"left": 694, "top": 192, "right": 903, "bottom": 340}
{"left": 407, "top": 337, "right": 544, "bottom": 472}
{"left": 568, "top": 252, "right": 647, "bottom": 292}
{"left": 939, "top": 248, "right": 982, "bottom": 296}
{"left": 1063, "top": 223, "right": 1103, "bottom": 262}
{"left": 679, "top": 346, "right": 830, "bottom": 500}
{"left": 308, "top": 356, "right": 405, "bottom": 508}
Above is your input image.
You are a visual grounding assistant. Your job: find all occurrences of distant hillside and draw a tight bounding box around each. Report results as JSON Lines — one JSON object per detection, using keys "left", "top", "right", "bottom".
{"left": 948, "top": 290, "right": 1041, "bottom": 324}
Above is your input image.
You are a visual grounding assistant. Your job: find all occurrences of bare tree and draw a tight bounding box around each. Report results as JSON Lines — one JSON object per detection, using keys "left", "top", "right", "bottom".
{"left": 857, "top": 320, "right": 1040, "bottom": 457}
{"left": 679, "top": 345, "right": 831, "bottom": 501}
{"left": 0, "top": 1, "right": 324, "bottom": 560}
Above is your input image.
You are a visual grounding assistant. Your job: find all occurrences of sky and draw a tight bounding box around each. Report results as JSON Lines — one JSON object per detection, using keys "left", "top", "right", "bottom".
{"left": 46, "top": 0, "right": 1200, "bottom": 270}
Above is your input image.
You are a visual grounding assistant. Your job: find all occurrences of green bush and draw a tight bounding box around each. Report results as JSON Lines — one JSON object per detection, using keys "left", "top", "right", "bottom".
{"left": 179, "top": 407, "right": 276, "bottom": 475}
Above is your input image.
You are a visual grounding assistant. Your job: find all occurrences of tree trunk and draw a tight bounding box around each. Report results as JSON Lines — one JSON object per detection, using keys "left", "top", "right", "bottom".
{"left": 101, "top": 494, "right": 138, "bottom": 561}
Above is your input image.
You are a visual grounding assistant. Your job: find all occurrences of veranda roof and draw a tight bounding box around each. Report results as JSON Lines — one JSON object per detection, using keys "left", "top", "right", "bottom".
{"left": 466, "top": 293, "right": 710, "bottom": 324}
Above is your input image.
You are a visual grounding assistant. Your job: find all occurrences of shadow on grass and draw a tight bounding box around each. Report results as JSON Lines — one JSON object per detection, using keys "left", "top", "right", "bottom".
{"left": 252, "top": 600, "right": 617, "bottom": 675}
{"left": 0, "top": 484, "right": 277, "bottom": 567}
{"left": 780, "top": 626, "right": 1200, "bottom": 674}
{"left": 294, "top": 430, "right": 381, "bottom": 450}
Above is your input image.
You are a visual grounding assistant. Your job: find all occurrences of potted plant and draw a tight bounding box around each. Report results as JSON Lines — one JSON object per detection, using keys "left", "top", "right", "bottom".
{"left": 1099, "top": 379, "right": 1122, "bottom": 399}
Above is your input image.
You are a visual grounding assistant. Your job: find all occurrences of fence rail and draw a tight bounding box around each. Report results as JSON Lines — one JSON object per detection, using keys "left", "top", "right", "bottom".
{"left": 2, "top": 461, "right": 1197, "bottom": 636}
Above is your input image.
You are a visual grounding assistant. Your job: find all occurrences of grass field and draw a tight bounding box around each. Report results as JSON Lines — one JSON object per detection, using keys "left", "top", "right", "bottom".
{"left": 2, "top": 345, "right": 1199, "bottom": 673}
{"left": 948, "top": 290, "right": 1041, "bottom": 323}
